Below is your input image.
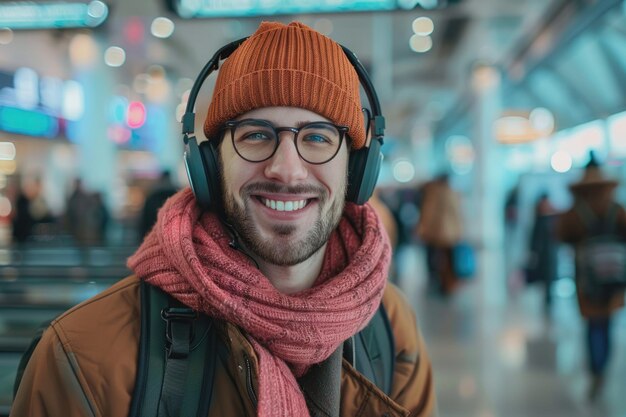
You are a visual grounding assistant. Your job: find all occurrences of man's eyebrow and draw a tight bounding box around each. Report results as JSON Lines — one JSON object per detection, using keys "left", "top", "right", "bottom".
{"left": 258, "top": 119, "right": 333, "bottom": 128}
{"left": 293, "top": 120, "right": 333, "bottom": 128}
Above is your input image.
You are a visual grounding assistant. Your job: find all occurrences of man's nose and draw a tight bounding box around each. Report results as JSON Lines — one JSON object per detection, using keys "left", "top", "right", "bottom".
{"left": 263, "top": 133, "right": 308, "bottom": 183}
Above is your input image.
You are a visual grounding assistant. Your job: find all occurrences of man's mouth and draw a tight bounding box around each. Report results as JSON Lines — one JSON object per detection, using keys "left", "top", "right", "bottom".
{"left": 259, "top": 197, "right": 310, "bottom": 212}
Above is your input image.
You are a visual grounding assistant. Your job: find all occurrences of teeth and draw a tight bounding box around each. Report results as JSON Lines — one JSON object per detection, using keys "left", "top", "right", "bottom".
{"left": 263, "top": 198, "right": 307, "bottom": 212}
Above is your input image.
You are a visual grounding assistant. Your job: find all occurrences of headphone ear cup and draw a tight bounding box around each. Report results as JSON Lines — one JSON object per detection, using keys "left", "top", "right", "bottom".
{"left": 199, "top": 140, "right": 222, "bottom": 209}
{"left": 184, "top": 136, "right": 221, "bottom": 209}
{"left": 347, "top": 138, "right": 383, "bottom": 205}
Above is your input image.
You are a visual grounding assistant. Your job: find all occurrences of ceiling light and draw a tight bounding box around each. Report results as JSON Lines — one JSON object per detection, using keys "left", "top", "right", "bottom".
{"left": 151, "top": 17, "right": 175, "bottom": 39}
{"left": 104, "top": 46, "right": 126, "bottom": 67}
{"left": 551, "top": 151, "right": 572, "bottom": 173}
{"left": 409, "top": 34, "right": 432, "bottom": 53}
{"left": 87, "top": 1, "right": 107, "bottom": 20}
{"left": 529, "top": 107, "right": 555, "bottom": 136}
{"left": 412, "top": 17, "right": 433, "bottom": 35}
{"left": 392, "top": 160, "right": 416, "bottom": 183}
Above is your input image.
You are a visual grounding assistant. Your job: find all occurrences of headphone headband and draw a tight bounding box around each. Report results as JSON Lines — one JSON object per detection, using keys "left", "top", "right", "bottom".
{"left": 182, "top": 37, "right": 249, "bottom": 136}
{"left": 182, "top": 39, "right": 384, "bottom": 141}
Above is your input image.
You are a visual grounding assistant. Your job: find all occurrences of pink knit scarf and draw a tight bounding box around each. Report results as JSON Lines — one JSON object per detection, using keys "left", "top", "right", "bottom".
{"left": 128, "top": 189, "right": 390, "bottom": 416}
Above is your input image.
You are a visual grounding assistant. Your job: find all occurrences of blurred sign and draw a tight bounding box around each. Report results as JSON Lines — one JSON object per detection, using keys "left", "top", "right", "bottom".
{"left": 167, "top": 0, "right": 442, "bottom": 18}
{"left": 0, "top": 106, "right": 59, "bottom": 137}
{"left": 0, "top": 1, "right": 108, "bottom": 30}
{"left": 0, "top": 68, "right": 82, "bottom": 137}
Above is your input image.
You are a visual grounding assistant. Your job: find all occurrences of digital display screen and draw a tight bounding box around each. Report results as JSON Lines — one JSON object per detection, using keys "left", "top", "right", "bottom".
{"left": 171, "top": 0, "right": 400, "bottom": 18}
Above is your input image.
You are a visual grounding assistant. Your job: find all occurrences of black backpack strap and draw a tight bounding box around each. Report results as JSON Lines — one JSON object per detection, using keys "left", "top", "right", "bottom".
{"left": 13, "top": 319, "right": 52, "bottom": 399}
{"left": 129, "top": 280, "right": 217, "bottom": 417}
{"left": 345, "top": 302, "right": 395, "bottom": 395}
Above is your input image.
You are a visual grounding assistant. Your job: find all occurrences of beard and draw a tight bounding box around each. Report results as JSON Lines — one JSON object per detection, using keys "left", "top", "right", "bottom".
{"left": 222, "top": 180, "right": 346, "bottom": 266}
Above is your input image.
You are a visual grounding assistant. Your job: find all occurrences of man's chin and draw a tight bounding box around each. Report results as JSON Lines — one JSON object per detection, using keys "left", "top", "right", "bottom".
{"left": 252, "top": 241, "right": 319, "bottom": 266}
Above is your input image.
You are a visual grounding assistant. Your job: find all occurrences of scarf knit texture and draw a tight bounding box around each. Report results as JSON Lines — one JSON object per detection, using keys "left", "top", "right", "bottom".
{"left": 128, "top": 189, "right": 391, "bottom": 416}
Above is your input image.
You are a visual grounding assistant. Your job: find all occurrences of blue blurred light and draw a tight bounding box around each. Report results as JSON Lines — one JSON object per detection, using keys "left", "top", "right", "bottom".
{"left": 392, "top": 159, "right": 416, "bottom": 183}
{"left": 553, "top": 278, "right": 576, "bottom": 298}
{"left": 0, "top": 1, "right": 108, "bottom": 30}
{"left": 174, "top": 0, "right": 396, "bottom": 18}
{"left": 109, "top": 96, "right": 128, "bottom": 124}
{"left": 0, "top": 106, "right": 59, "bottom": 137}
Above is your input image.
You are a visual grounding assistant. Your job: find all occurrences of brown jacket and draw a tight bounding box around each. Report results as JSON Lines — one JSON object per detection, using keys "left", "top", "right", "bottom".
{"left": 11, "top": 275, "right": 437, "bottom": 417}
{"left": 556, "top": 185, "right": 626, "bottom": 318}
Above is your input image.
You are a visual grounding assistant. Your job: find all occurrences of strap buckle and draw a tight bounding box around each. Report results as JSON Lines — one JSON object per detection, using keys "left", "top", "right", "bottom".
{"left": 161, "top": 307, "right": 198, "bottom": 359}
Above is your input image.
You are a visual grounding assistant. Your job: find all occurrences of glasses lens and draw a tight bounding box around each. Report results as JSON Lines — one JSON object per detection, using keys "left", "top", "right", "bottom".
{"left": 297, "top": 122, "right": 342, "bottom": 164}
{"left": 232, "top": 120, "right": 277, "bottom": 162}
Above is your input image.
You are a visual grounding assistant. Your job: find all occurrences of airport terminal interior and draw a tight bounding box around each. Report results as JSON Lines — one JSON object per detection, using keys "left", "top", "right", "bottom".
{"left": 1, "top": 0, "right": 626, "bottom": 416}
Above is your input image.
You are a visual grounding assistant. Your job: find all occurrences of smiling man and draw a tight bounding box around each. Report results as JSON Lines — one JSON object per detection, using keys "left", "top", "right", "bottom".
{"left": 220, "top": 107, "right": 350, "bottom": 293}
{"left": 12, "top": 21, "right": 437, "bottom": 417}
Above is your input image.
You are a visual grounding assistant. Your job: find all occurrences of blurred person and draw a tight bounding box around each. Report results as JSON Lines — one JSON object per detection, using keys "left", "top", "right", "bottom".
{"left": 138, "top": 170, "right": 178, "bottom": 239}
{"left": 525, "top": 192, "right": 558, "bottom": 311}
{"left": 556, "top": 153, "right": 626, "bottom": 401}
{"left": 11, "top": 185, "right": 35, "bottom": 244}
{"left": 11, "top": 176, "right": 52, "bottom": 243}
{"left": 416, "top": 173, "right": 464, "bottom": 296}
{"left": 504, "top": 184, "right": 521, "bottom": 283}
{"left": 89, "top": 192, "right": 110, "bottom": 245}
{"left": 64, "top": 178, "right": 89, "bottom": 245}
{"left": 65, "top": 179, "right": 109, "bottom": 245}
{"left": 12, "top": 21, "right": 437, "bottom": 417}
{"left": 395, "top": 186, "right": 421, "bottom": 249}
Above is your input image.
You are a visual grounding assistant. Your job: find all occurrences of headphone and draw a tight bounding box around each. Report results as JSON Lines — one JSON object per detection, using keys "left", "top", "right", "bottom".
{"left": 182, "top": 37, "right": 385, "bottom": 210}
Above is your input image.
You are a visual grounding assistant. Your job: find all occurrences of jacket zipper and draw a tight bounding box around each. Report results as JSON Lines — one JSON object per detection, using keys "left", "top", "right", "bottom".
{"left": 243, "top": 354, "right": 258, "bottom": 407}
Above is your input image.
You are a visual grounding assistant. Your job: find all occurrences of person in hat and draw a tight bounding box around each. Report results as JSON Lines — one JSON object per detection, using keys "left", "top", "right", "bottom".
{"left": 556, "top": 151, "right": 626, "bottom": 401}
{"left": 12, "top": 21, "right": 437, "bottom": 416}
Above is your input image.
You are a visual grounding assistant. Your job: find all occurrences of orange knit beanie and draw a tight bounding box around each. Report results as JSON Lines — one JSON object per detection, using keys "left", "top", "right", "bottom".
{"left": 203, "top": 21, "right": 366, "bottom": 149}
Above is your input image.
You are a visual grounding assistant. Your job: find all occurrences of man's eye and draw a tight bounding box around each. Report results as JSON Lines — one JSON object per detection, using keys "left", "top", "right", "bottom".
{"left": 243, "top": 132, "right": 272, "bottom": 141}
{"left": 303, "top": 133, "right": 332, "bottom": 145}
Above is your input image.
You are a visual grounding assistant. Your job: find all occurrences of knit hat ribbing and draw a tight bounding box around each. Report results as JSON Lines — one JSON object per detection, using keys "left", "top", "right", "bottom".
{"left": 203, "top": 21, "right": 366, "bottom": 149}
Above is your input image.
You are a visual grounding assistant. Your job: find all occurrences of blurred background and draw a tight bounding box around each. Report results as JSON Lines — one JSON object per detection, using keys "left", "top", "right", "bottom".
{"left": 0, "top": 0, "right": 625, "bottom": 416}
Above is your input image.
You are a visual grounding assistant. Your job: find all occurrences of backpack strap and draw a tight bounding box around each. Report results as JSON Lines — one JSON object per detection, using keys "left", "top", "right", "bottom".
{"left": 129, "top": 281, "right": 217, "bottom": 417}
{"left": 13, "top": 319, "right": 52, "bottom": 399}
{"left": 345, "top": 302, "right": 395, "bottom": 395}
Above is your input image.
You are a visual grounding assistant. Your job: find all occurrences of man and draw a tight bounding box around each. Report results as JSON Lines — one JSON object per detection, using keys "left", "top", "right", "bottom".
{"left": 556, "top": 153, "right": 626, "bottom": 401}
{"left": 416, "top": 173, "right": 464, "bottom": 295}
{"left": 12, "top": 21, "right": 437, "bottom": 416}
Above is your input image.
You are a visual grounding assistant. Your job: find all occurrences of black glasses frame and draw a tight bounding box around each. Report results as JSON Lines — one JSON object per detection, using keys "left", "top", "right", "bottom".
{"left": 223, "top": 119, "right": 349, "bottom": 165}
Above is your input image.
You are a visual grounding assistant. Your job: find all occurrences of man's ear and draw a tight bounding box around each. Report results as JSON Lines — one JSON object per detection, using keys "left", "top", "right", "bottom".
{"left": 362, "top": 107, "right": 373, "bottom": 148}
{"left": 365, "top": 123, "right": 373, "bottom": 148}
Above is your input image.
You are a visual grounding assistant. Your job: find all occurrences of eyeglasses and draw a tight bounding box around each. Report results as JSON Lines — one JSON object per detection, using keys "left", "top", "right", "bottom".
{"left": 223, "top": 119, "right": 349, "bottom": 165}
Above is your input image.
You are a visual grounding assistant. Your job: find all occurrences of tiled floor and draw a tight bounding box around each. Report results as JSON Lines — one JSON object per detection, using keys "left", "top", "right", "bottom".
{"left": 394, "top": 245, "right": 626, "bottom": 417}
